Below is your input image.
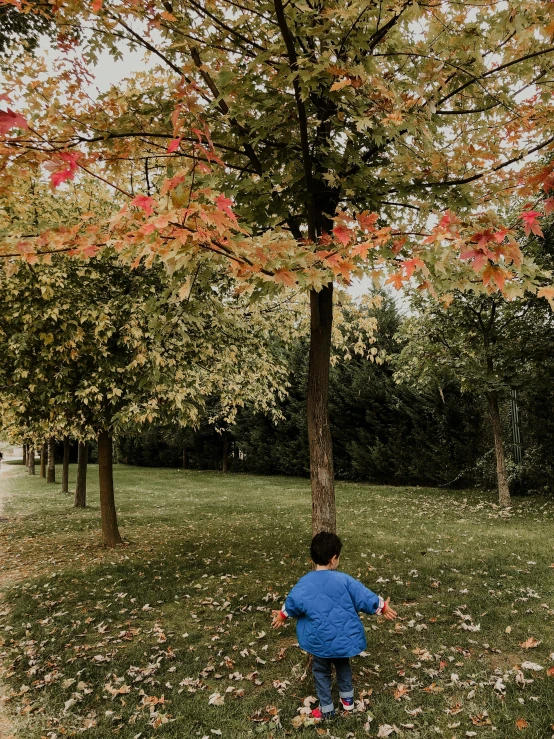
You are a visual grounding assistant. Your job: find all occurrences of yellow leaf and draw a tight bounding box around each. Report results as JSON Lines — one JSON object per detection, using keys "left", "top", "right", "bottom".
{"left": 330, "top": 79, "right": 352, "bottom": 92}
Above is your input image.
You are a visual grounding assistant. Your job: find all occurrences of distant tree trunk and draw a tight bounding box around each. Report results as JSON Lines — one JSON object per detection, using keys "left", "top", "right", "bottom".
{"left": 28, "top": 445, "right": 35, "bottom": 475}
{"left": 98, "top": 431, "right": 123, "bottom": 546}
{"left": 74, "top": 441, "right": 88, "bottom": 508}
{"left": 22, "top": 444, "right": 27, "bottom": 467}
{"left": 62, "top": 437, "right": 70, "bottom": 494}
{"left": 307, "top": 285, "right": 336, "bottom": 536}
{"left": 222, "top": 434, "right": 229, "bottom": 473}
{"left": 40, "top": 443, "right": 46, "bottom": 478}
{"left": 182, "top": 446, "right": 188, "bottom": 470}
{"left": 487, "top": 391, "right": 511, "bottom": 506}
{"left": 47, "top": 438, "right": 56, "bottom": 483}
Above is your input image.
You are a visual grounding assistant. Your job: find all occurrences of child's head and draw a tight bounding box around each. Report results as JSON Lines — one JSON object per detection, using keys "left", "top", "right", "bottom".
{"left": 311, "top": 531, "right": 343, "bottom": 567}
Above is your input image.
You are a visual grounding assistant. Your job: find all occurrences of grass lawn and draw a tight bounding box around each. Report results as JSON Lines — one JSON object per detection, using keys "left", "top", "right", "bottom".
{"left": 0, "top": 465, "right": 553, "bottom": 739}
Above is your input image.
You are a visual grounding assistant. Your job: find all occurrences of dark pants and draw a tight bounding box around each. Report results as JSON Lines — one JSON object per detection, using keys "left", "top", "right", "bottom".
{"left": 312, "top": 655, "right": 354, "bottom": 714}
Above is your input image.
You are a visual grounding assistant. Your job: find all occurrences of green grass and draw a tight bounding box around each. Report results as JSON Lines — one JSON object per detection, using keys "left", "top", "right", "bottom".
{"left": 0, "top": 465, "right": 553, "bottom": 738}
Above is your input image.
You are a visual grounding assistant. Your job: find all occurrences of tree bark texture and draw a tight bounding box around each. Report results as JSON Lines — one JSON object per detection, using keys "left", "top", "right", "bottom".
{"left": 307, "top": 285, "right": 336, "bottom": 535}
{"left": 22, "top": 444, "right": 27, "bottom": 467}
{"left": 487, "top": 391, "right": 511, "bottom": 506}
{"left": 74, "top": 441, "right": 88, "bottom": 508}
{"left": 62, "top": 437, "right": 70, "bottom": 494}
{"left": 47, "top": 438, "right": 56, "bottom": 483}
{"left": 27, "top": 446, "right": 35, "bottom": 475}
{"left": 40, "top": 443, "right": 46, "bottom": 478}
{"left": 98, "top": 431, "right": 123, "bottom": 546}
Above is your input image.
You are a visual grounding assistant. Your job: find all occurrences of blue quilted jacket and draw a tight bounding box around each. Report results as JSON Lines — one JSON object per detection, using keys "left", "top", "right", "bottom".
{"left": 283, "top": 570, "right": 383, "bottom": 659}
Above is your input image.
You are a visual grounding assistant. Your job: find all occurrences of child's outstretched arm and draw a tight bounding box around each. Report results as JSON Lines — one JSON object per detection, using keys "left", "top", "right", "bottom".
{"left": 271, "top": 588, "right": 303, "bottom": 629}
{"left": 381, "top": 597, "right": 398, "bottom": 620}
{"left": 271, "top": 610, "right": 287, "bottom": 628}
{"left": 347, "top": 576, "right": 398, "bottom": 620}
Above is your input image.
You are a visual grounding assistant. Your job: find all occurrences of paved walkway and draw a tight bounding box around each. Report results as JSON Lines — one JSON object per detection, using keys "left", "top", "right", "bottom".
{"left": 0, "top": 459, "right": 19, "bottom": 739}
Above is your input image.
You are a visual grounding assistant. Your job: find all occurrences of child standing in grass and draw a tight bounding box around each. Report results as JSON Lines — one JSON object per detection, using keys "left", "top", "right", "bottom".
{"left": 272, "top": 531, "right": 397, "bottom": 719}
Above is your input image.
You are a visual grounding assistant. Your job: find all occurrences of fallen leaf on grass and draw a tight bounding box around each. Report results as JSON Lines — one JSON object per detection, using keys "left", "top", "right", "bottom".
{"left": 547, "top": 667, "right": 554, "bottom": 676}
{"left": 520, "top": 638, "right": 541, "bottom": 649}
{"left": 515, "top": 718, "right": 529, "bottom": 730}
{"left": 378, "top": 725, "right": 400, "bottom": 737}
{"left": 208, "top": 692, "right": 224, "bottom": 706}
{"left": 394, "top": 684, "right": 409, "bottom": 700}
{"left": 521, "top": 661, "right": 543, "bottom": 671}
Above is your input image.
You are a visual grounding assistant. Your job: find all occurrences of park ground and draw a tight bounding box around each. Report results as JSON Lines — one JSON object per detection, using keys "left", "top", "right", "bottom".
{"left": 0, "top": 465, "right": 553, "bottom": 739}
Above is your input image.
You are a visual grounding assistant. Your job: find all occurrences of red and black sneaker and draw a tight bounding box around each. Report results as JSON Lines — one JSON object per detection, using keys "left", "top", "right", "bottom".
{"left": 311, "top": 707, "right": 336, "bottom": 720}
{"left": 340, "top": 696, "right": 355, "bottom": 711}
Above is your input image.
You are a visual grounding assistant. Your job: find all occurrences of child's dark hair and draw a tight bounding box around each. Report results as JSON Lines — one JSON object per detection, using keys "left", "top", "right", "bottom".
{"left": 310, "top": 531, "right": 343, "bottom": 565}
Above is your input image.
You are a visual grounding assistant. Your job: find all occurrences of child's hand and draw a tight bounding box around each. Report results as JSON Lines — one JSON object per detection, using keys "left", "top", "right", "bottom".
{"left": 382, "top": 597, "right": 398, "bottom": 620}
{"left": 271, "top": 610, "right": 287, "bottom": 628}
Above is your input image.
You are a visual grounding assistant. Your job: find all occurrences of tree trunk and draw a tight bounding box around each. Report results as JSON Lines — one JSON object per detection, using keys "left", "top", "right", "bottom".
{"left": 307, "top": 285, "right": 336, "bottom": 535}
{"left": 182, "top": 446, "right": 188, "bottom": 470}
{"left": 40, "top": 443, "right": 46, "bottom": 478}
{"left": 28, "top": 445, "right": 35, "bottom": 475}
{"left": 487, "top": 391, "right": 511, "bottom": 506}
{"left": 47, "top": 438, "right": 56, "bottom": 483}
{"left": 222, "top": 434, "right": 229, "bottom": 473}
{"left": 62, "top": 437, "right": 70, "bottom": 494}
{"left": 74, "top": 441, "right": 88, "bottom": 508}
{"left": 22, "top": 444, "right": 27, "bottom": 467}
{"left": 98, "top": 431, "right": 123, "bottom": 546}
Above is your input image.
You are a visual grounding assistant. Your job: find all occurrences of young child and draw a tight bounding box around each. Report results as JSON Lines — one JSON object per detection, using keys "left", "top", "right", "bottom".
{"left": 272, "top": 531, "right": 397, "bottom": 719}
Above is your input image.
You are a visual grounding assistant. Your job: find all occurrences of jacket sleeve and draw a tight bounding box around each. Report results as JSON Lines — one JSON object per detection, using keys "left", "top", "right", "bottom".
{"left": 282, "top": 584, "right": 304, "bottom": 619}
{"left": 346, "top": 576, "right": 385, "bottom": 615}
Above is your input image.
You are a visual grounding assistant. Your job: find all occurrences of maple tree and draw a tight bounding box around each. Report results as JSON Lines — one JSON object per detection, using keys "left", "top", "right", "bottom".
{"left": 0, "top": 247, "right": 299, "bottom": 545}
{"left": 2, "top": 0, "right": 554, "bottom": 532}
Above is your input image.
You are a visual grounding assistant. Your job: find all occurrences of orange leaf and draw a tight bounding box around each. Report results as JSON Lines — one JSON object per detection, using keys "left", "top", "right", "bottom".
{"left": 520, "top": 637, "right": 541, "bottom": 649}
{"left": 394, "top": 684, "right": 409, "bottom": 700}
{"left": 538, "top": 286, "right": 554, "bottom": 310}
{"left": 330, "top": 79, "right": 352, "bottom": 92}
{"left": 546, "top": 666, "right": 554, "bottom": 677}
{"left": 515, "top": 719, "right": 529, "bottom": 730}
{"left": 273, "top": 269, "right": 297, "bottom": 288}
{"left": 386, "top": 272, "right": 405, "bottom": 290}
{"left": 333, "top": 224, "right": 354, "bottom": 247}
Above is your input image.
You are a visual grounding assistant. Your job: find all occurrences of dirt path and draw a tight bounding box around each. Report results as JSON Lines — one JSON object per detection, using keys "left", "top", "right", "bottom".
{"left": 0, "top": 461, "right": 19, "bottom": 739}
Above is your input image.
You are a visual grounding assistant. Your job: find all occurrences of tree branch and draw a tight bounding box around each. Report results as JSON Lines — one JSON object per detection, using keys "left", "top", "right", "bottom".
{"left": 273, "top": 0, "right": 315, "bottom": 240}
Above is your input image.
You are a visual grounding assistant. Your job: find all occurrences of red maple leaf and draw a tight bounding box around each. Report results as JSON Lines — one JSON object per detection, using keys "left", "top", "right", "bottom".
{"left": 215, "top": 193, "right": 238, "bottom": 224}
{"left": 460, "top": 246, "right": 495, "bottom": 272}
{"left": 332, "top": 223, "right": 354, "bottom": 246}
{"left": 519, "top": 210, "right": 544, "bottom": 237}
{"left": 130, "top": 194, "right": 157, "bottom": 216}
{"left": 167, "top": 137, "right": 182, "bottom": 153}
{"left": 401, "top": 257, "right": 424, "bottom": 278}
{"left": 44, "top": 152, "right": 81, "bottom": 188}
{"left": 356, "top": 211, "right": 379, "bottom": 231}
{"left": 0, "top": 108, "right": 28, "bottom": 135}
{"left": 470, "top": 230, "right": 496, "bottom": 249}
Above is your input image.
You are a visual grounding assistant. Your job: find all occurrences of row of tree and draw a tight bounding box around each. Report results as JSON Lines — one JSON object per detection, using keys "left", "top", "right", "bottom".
{"left": 0, "top": 244, "right": 302, "bottom": 545}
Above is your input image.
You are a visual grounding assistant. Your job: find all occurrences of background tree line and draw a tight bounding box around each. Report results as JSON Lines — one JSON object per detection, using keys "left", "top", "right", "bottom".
{"left": 118, "top": 269, "right": 554, "bottom": 497}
